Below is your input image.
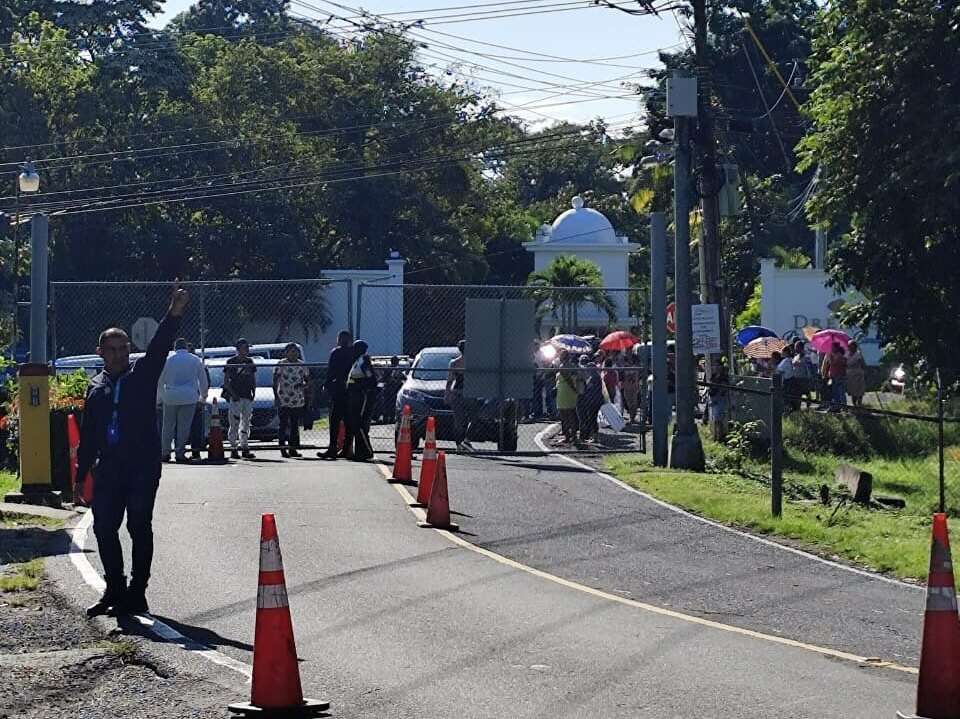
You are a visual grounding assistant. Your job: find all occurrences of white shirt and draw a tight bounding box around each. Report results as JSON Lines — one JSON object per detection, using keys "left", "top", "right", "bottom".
{"left": 158, "top": 350, "right": 209, "bottom": 405}
{"left": 776, "top": 357, "right": 795, "bottom": 380}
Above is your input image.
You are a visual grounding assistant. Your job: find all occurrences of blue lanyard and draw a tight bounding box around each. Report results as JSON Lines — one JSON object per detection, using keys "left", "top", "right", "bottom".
{"left": 106, "top": 373, "right": 126, "bottom": 448}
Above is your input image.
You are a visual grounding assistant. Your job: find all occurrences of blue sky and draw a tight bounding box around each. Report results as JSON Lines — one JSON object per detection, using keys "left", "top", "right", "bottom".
{"left": 147, "top": 0, "right": 685, "bottom": 127}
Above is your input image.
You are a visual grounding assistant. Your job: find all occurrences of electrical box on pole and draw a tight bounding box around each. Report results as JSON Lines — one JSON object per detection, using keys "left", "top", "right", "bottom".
{"left": 666, "top": 77, "right": 698, "bottom": 118}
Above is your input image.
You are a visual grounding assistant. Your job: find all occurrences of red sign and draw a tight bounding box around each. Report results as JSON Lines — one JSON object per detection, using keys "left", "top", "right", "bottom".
{"left": 666, "top": 302, "right": 676, "bottom": 334}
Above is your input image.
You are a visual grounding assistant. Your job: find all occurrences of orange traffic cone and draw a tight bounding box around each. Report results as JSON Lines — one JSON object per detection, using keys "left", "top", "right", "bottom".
{"left": 418, "top": 451, "right": 459, "bottom": 532}
{"left": 390, "top": 404, "right": 413, "bottom": 483}
{"left": 66, "top": 414, "right": 94, "bottom": 505}
{"left": 413, "top": 416, "right": 438, "bottom": 507}
{"left": 207, "top": 399, "right": 225, "bottom": 462}
{"left": 228, "top": 514, "right": 329, "bottom": 717}
{"left": 899, "top": 513, "right": 960, "bottom": 719}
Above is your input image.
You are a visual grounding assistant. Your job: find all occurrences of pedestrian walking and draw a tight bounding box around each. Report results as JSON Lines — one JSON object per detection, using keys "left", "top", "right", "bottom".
{"left": 346, "top": 340, "right": 378, "bottom": 461}
{"left": 775, "top": 346, "right": 801, "bottom": 411}
{"left": 273, "top": 343, "right": 309, "bottom": 458}
{"left": 577, "top": 355, "right": 604, "bottom": 443}
{"left": 186, "top": 343, "right": 211, "bottom": 459}
{"left": 158, "top": 338, "right": 209, "bottom": 463}
{"left": 620, "top": 355, "right": 641, "bottom": 423}
{"left": 445, "top": 340, "right": 475, "bottom": 452}
{"left": 379, "top": 356, "right": 403, "bottom": 424}
{"left": 76, "top": 283, "right": 190, "bottom": 617}
{"left": 224, "top": 338, "right": 257, "bottom": 459}
{"left": 319, "top": 330, "right": 354, "bottom": 459}
{"left": 555, "top": 351, "right": 581, "bottom": 444}
{"left": 707, "top": 358, "right": 730, "bottom": 441}
{"left": 846, "top": 340, "right": 867, "bottom": 407}
{"left": 822, "top": 342, "right": 848, "bottom": 412}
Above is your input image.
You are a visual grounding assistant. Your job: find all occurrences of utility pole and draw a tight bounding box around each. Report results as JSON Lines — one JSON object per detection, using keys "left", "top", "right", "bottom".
{"left": 649, "top": 212, "right": 668, "bottom": 467}
{"left": 692, "top": 0, "right": 727, "bottom": 366}
{"left": 667, "top": 74, "right": 706, "bottom": 471}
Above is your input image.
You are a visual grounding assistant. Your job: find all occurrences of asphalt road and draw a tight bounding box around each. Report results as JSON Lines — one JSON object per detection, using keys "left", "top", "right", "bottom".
{"left": 434, "top": 451, "right": 925, "bottom": 665}
{"left": 59, "top": 454, "right": 919, "bottom": 717}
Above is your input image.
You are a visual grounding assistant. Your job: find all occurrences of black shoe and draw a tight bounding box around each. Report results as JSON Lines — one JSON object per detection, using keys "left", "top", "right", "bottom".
{"left": 118, "top": 587, "right": 149, "bottom": 615}
{"left": 318, "top": 450, "right": 337, "bottom": 460}
{"left": 288, "top": 449, "right": 302, "bottom": 458}
{"left": 191, "top": 451, "right": 201, "bottom": 460}
{"left": 86, "top": 580, "right": 126, "bottom": 618}
{"left": 162, "top": 455, "right": 171, "bottom": 463}
{"left": 231, "top": 449, "right": 240, "bottom": 459}
{"left": 242, "top": 450, "right": 256, "bottom": 459}
{"left": 280, "top": 448, "right": 289, "bottom": 458}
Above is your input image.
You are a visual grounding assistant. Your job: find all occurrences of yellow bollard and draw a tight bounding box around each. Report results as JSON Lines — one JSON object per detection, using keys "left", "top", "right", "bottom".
{"left": 5, "top": 363, "right": 60, "bottom": 507}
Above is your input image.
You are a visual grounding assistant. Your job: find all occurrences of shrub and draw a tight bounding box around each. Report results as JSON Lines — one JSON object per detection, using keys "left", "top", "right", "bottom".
{"left": 783, "top": 409, "right": 957, "bottom": 459}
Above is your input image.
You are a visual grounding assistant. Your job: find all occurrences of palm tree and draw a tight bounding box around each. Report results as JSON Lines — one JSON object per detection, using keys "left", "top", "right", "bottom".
{"left": 526, "top": 255, "right": 616, "bottom": 333}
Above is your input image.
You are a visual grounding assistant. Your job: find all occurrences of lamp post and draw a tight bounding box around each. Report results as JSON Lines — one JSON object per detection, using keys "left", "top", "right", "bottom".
{"left": 3, "top": 160, "right": 58, "bottom": 507}
{"left": 12, "top": 160, "right": 40, "bottom": 359}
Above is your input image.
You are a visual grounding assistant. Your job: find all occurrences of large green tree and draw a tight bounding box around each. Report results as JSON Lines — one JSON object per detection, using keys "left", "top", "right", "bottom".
{"left": 798, "top": 0, "right": 960, "bottom": 367}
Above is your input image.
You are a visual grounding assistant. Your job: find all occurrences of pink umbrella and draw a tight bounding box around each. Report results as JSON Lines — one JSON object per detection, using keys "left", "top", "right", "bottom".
{"left": 809, "top": 329, "right": 850, "bottom": 353}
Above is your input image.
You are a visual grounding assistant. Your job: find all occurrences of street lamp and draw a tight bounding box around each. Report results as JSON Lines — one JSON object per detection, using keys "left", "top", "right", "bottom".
{"left": 11, "top": 159, "right": 40, "bottom": 359}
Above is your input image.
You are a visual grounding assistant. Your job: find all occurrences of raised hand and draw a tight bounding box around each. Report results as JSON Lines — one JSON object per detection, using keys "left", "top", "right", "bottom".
{"left": 169, "top": 280, "right": 190, "bottom": 317}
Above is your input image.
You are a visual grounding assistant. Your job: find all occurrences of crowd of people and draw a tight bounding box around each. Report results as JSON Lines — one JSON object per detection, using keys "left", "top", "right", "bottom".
{"left": 153, "top": 329, "right": 407, "bottom": 463}
{"left": 759, "top": 338, "right": 868, "bottom": 412}
{"left": 528, "top": 345, "right": 647, "bottom": 446}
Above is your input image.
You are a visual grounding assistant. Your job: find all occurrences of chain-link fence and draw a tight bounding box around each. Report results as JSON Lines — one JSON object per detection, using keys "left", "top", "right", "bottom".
{"left": 51, "top": 279, "right": 351, "bottom": 360}
{"left": 50, "top": 279, "right": 354, "bottom": 452}
{"left": 701, "top": 371, "right": 960, "bottom": 520}
{"left": 356, "top": 282, "right": 648, "bottom": 454}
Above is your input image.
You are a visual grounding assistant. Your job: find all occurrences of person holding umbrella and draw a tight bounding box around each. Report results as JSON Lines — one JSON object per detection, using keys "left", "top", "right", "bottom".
{"left": 555, "top": 350, "right": 582, "bottom": 444}
{"left": 821, "top": 342, "right": 848, "bottom": 412}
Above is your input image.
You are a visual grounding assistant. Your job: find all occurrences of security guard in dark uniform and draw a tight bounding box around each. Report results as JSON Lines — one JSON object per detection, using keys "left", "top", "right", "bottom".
{"left": 76, "top": 283, "right": 189, "bottom": 617}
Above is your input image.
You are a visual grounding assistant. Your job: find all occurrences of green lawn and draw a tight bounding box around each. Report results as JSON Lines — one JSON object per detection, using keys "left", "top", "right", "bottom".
{"left": 605, "top": 446, "right": 938, "bottom": 584}
{"left": 0, "top": 470, "right": 17, "bottom": 498}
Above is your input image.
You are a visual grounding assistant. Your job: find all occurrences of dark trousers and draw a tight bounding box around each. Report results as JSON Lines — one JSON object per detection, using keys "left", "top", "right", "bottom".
{"left": 189, "top": 403, "right": 205, "bottom": 453}
{"left": 326, "top": 389, "right": 348, "bottom": 454}
{"left": 92, "top": 469, "right": 159, "bottom": 591}
{"left": 278, "top": 406, "right": 303, "bottom": 448}
{"left": 345, "top": 388, "right": 373, "bottom": 459}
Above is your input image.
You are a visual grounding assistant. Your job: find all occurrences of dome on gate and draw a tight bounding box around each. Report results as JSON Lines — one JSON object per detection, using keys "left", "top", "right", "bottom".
{"left": 547, "top": 196, "right": 618, "bottom": 245}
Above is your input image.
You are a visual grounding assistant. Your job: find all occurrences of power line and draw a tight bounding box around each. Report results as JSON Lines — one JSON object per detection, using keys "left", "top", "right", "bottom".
{"left": 15, "top": 133, "right": 622, "bottom": 217}
{"left": 7, "top": 123, "right": 634, "bottom": 214}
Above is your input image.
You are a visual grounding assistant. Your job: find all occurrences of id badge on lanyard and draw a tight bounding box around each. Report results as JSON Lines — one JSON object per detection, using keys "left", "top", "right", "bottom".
{"left": 106, "top": 374, "right": 125, "bottom": 448}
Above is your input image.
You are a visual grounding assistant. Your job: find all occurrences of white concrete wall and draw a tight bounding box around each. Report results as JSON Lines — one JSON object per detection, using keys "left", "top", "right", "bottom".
{"left": 532, "top": 248, "right": 632, "bottom": 327}
{"left": 234, "top": 257, "right": 405, "bottom": 363}
{"left": 760, "top": 259, "right": 882, "bottom": 364}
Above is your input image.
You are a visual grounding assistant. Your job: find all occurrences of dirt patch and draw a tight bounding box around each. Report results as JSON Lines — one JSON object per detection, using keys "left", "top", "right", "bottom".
{"left": 0, "top": 521, "right": 239, "bottom": 718}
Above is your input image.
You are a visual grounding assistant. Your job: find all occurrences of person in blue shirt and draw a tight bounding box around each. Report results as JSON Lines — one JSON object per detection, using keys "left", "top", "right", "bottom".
{"left": 76, "top": 283, "right": 189, "bottom": 617}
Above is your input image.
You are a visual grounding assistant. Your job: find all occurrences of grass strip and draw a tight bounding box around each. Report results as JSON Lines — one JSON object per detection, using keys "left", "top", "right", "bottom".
{"left": 605, "top": 453, "right": 932, "bottom": 584}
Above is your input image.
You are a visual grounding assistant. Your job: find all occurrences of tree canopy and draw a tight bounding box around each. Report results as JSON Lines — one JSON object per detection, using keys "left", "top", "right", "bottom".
{"left": 798, "top": 0, "right": 960, "bottom": 367}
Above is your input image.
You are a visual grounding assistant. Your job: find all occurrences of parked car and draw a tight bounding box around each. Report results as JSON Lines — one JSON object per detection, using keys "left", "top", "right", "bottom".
{"left": 204, "top": 358, "right": 283, "bottom": 441}
{"left": 394, "top": 347, "right": 518, "bottom": 451}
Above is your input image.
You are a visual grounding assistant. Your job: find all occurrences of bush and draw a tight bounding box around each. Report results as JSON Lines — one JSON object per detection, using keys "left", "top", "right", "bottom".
{"left": 783, "top": 409, "right": 958, "bottom": 459}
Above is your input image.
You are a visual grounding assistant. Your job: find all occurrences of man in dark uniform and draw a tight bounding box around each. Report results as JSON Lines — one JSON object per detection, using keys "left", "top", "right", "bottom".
{"left": 76, "top": 283, "right": 189, "bottom": 617}
{"left": 318, "top": 329, "right": 353, "bottom": 459}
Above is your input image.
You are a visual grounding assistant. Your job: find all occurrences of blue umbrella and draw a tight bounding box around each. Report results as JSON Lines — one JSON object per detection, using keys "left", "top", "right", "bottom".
{"left": 547, "top": 334, "right": 592, "bottom": 354}
{"left": 736, "top": 325, "right": 778, "bottom": 347}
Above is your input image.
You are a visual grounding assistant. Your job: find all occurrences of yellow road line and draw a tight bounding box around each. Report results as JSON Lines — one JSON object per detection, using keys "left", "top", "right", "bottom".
{"left": 374, "top": 461, "right": 918, "bottom": 676}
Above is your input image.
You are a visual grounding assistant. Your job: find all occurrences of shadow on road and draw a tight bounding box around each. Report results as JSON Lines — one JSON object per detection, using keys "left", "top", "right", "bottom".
{"left": 116, "top": 614, "right": 254, "bottom": 654}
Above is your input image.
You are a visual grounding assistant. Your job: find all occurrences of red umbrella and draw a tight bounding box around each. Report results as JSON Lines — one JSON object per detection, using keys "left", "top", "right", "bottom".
{"left": 599, "top": 330, "right": 639, "bottom": 352}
